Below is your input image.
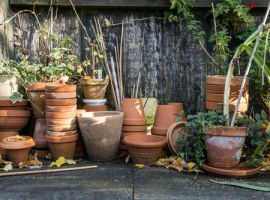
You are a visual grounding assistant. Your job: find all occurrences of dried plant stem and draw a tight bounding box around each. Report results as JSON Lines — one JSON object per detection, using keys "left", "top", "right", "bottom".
{"left": 119, "top": 22, "right": 124, "bottom": 102}
{"left": 110, "top": 57, "right": 121, "bottom": 110}
{"left": 135, "top": 72, "right": 141, "bottom": 99}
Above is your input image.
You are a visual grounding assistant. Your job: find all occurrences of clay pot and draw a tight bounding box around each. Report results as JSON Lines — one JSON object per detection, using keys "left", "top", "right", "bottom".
{"left": 77, "top": 111, "right": 124, "bottom": 162}
{"left": 46, "top": 111, "right": 77, "bottom": 119}
{"left": 27, "top": 82, "right": 65, "bottom": 118}
{"left": 46, "top": 124, "right": 77, "bottom": 132}
{"left": 204, "top": 126, "right": 248, "bottom": 168}
{"left": 46, "top": 133, "right": 78, "bottom": 160}
{"left": 80, "top": 79, "right": 109, "bottom": 99}
{"left": 122, "top": 125, "right": 147, "bottom": 132}
{"left": 45, "top": 92, "right": 76, "bottom": 99}
{"left": 46, "top": 98, "right": 77, "bottom": 106}
{"left": 206, "top": 75, "right": 249, "bottom": 86}
{"left": 118, "top": 150, "right": 129, "bottom": 157}
{"left": 0, "top": 75, "right": 18, "bottom": 100}
{"left": 168, "top": 103, "right": 186, "bottom": 118}
{"left": 0, "top": 136, "right": 35, "bottom": 165}
{"left": 0, "top": 110, "right": 32, "bottom": 131}
{"left": 121, "top": 99, "right": 147, "bottom": 125}
{"left": 46, "top": 118, "right": 77, "bottom": 125}
{"left": 206, "top": 101, "right": 248, "bottom": 112}
{"left": 83, "top": 99, "right": 107, "bottom": 106}
{"left": 119, "top": 144, "right": 128, "bottom": 150}
{"left": 82, "top": 105, "right": 107, "bottom": 112}
{"left": 46, "top": 130, "right": 77, "bottom": 137}
{"left": 46, "top": 105, "right": 77, "bottom": 112}
{"left": 121, "top": 132, "right": 146, "bottom": 138}
{"left": 74, "top": 150, "right": 87, "bottom": 158}
{"left": 124, "top": 135, "right": 166, "bottom": 165}
{"left": 206, "top": 84, "right": 249, "bottom": 95}
{"left": 33, "top": 118, "right": 48, "bottom": 149}
{"left": 0, "top": 100, "right": 27, "bottom": 110}
{"left": 141, "top": 98, "right": 158, "bottom": 125}
{"left": 151, "top": 134, "right": 169, "bottom": 149}
{"left": 30, "top": 148, "right": 50, "bottom": 158}
{"left": 45, "top": 85, "right": 76, "bottom": 92}
{"left": 206, "top": 93, "right": 249, "bottom": 103}
{"left": 0, "top": 131, "right": 18, "bottom": 159}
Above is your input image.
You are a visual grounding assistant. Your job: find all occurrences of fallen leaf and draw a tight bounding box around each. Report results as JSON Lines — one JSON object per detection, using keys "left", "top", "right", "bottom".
{"left": 65, "top": 159, "right": 76, "bottom": 165}
{"left": 28, "top": 154, "right": 33, "bottom": 161}
{"left": 7, "top": 135, "right": 25, "bottom": 141}
{"left": 171, "top": 157, "right": 184, "bottom": 172}
{"left": 46, "top": 153, "right": 52, "bottom": 160}
{"left": 133, "top": 164, "right": 145, "bottom": 168}
{"left": 1, "top": 164, "right": 12, "bottom": 171}
{"left": 49, "top": 157, "right": 66, "bottom": 167}
{"left": 125, "top": 155, "right": 131, "bottom": 164}
{"left": 18, "top": 162, "right": 29, "bottom": 168}
{"left": 105, "top": 18, "right": 110, "bottom": 27}
{"left": 28, "top": 160, "right": 42, "bottom": 166}
{"left": 159, "top": 151, "right": 168, "bottom": 159}
{"left": 188, "top": 162, "right": 198, "bottom": 172}
{"left": 165, "top": 162, "right": 170, "bottom": 169}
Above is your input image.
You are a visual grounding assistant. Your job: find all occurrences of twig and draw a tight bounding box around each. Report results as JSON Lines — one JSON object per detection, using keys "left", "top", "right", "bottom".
{"left": 135, "top": 72, "right": 141, "bottom": 99}
{"left": 110, "top": 57, "right": 121, "bottom": 110}
{"left": 119, "top": 22, "right": 124, "bottom": 102}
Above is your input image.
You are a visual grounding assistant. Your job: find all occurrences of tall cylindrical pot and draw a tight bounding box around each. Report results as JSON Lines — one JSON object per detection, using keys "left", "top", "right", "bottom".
{"left": 0, "top": 75, "right": 18, "bottom": 100}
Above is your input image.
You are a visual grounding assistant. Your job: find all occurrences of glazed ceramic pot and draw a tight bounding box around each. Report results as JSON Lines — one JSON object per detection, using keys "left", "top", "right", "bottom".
{"left": 46, "top": 118, "right": 77, "bottom": 125}
{"left": 206, "top": 101, "right": 248, "bottom": 112}
{"left": 0, "top": 136, "right": 35, "bottom": 165}
{"left": 46, "top": 133, "right": 78, "bottom": 160}
{"left": 168, "top": 103, "right": 186, "bottom": 118}
{"left": 206, "top": 84, "right": 249, "bottom": 95}
{"left": 0, "top": 100, "right": 27, "bottom": 110}
{"left": 46, "top": 111, "right": 78, "bottom": 119}
{"left": 33, "top": 118, "right": 48, "bottom": 148}
{"left": 206, "top": 93, "right": 249, "bottom": 103}
{"left": 77, "top": 111, "right": 124, "bottom": 162}
{"left": 204, "top": 126, "right": 248, "bottom": 168}
{"left": 121, "top": 99, "right": 147, "bottom": 125}
{"left": 46, "top": 105, "right": 77, "bottom": 112}
{"left": 46, "top": 130, "right": 77, "bottom": 137}
{"left": 45, "top": 92, "right": 76, "bottom": 99}
{"left": 0, "top": 75, "right": 18, "bottom": 100}
{"left": 79, "top": 79, "right": 109, "bottom": 99}
{"left": 122, "top": 125, "right": 147, "bottom": 132}
{"left": 0, "top": 131, "right": 18, "bottom": 159}
{"left": 27, "top": 82, "right": 65, "bottom": 118}
{"left": 83, "top": 105, "right": 107, "bottom": 112}
{"left": 124, "top": 135, "right": 166, "bottom": 165}
{"left": 46, "top": 98, "right": 77, "bottom": 106}
{"left": 46, "top": 124, "right": 77, "bottom": 132}
{"left": 83, "top": 99, "right": 107, "bottom": 106}
{"left": 141, "top": 98, "right": 158, "bottom": 125}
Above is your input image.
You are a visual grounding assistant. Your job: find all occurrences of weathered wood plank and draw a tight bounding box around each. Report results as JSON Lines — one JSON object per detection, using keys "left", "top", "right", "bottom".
{"left": 10, "top": 0, "right": 270, "bottom": 8}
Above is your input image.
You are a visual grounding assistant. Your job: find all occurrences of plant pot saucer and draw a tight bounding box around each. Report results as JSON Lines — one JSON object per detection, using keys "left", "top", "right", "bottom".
{"left": 202, "top": 163, "right": 261, "bottom": 179}
{"left": 83, "top": 99, "right": 107, "bottom": 106}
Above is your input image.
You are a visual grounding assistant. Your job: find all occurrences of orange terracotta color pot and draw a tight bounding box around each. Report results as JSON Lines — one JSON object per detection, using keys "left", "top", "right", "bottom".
{"left": 204, "top": 126, "right": 247, "bottom": 168}
{"left": 168, "top": 103, "right": 186, "bottom": 118}
{"left": 82, "top": 105, "right": 107, "bottom": 112}
{"left": 118, "top": 150, "right": 129, "bottom": 157}
{"left": 45, "top": 85, "right": 76, "bottom": 92}
{"left": 74, "top": 150, "right": 87, "bottom": 158}
{"left": 76, "top": 109, "right": 86, "bottom": 115}
{"left": 121, "top": 132, "right": 146, "bottom": 138}
{"left": 27, "top": 82, "right": 65, "bottom": 118}
{"left": 75, "top": 145, "right": 86, "bottom": 151}
{"left": 0, "top": 100, "right": 27, "bottom": 110}
{"left": 0, "top": 106, "right": 26, "bottom": 110}
{"left": 46, "top": 130, "right": 77, "bottom": 137}
{"left": 206, "top": 93, "right": 249, "bottom": 103}
{"left": 46, "top": 124, "right": 77, "bottom": 132}
{"left": 46, "top": 118, "right": 77, "bottom": 125}
{"left": 31, "top": 148, "right": 50, "bottom": 158}
{"left": 206, "top": 101, "right": 248, "bottom": 112}
{"left": 206, "top": 84, "right": 249, "bottom": 95}
{"left": 0, "top": 110, "right": 32, "bottom": 131}
{"left": 124, "top": 135, "right": 166, "bottom": 165}
{"left": 119, "top": 144, "right": 128, "bottom": 150}
{"left": 79, "top": 79, "right": 109, "bottom": 99}
{"left": 0, "top": 131, "right": 18, "bottom": 159}
{"left": 45, "top": 133, "right": 78, "bottom": 161}
{"left": 33, "top": 118, "right": 48, "bottom": 149}
{"left": 46, "top": 111, "right": 77, "bottom": 119}
{"left": 45, "top": 92, "right": 76, "bottom": 99}
{"left": 151, "top": 134, "right": 169, "bottom": 149}
{"left": 151, "top": 127, "right": 169, "bottom": 135}
{"left": 120, "top": 138, "right": 125, "bottom": 144}
{"left": 46, "top": 105, "right": 77, "bottom": 112}
{"left": 206, "top": 75, "right": 249, "bottom": 86}
{"left": 122, "top": 125, "right": 147, "bottom": 132}
{"left": 46, "top": 98, "right": 77, "bottom": 106}
{"left": 120, "top": 99, "right": 147, "bottom": 125}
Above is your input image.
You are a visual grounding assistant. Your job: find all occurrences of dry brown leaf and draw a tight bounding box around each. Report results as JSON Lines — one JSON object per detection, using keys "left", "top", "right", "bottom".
{"left": 125, "top": 155, "right": 131, "bottom": 163}
{"left": 28, "top": 159, "right": 42, "bottom": 166}
{"left": 165, "top": 162, "right": 170, "bottom": 169}
{"left": 18, "top": 162, "right": 29, "bottom": 168}
{"left": 46, "top": 153, "right": 52, "bottom": 160}
{"left": 65, "top": 159, "right": 76, "bottom": 165}
{"left": 28, "top": 154, "right": 33, "bottom": 161}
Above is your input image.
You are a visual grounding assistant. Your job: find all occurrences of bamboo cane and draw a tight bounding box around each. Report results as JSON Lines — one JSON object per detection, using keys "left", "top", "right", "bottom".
{"left": 110, "top": 57, "right": 121, "bottom": 110}
{"left": 114, "top": 46, "right": 121, "bottom": 103}
{"left": 135, "top": 72, "right": 141, "bottom": 99}
{"left": 119, "top": 21, "right": 124, "bottom": 102}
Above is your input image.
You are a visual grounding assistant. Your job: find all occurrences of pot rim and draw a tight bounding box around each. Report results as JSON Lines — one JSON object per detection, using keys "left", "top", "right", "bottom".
{"left": 77, "top": 111, "right": 124, "bottom": 118}
{"left": 45, "top": 133, "right": 78, "bottom": 143}
{"left": 204, "top": 126, "right": 248, "bottom": 137}
{"left": 0, "top": 136, "right": 35, "bottom": 149}
{"left": 0, "top": 110, "right": 32, "bottom": 117}
{"left": 124, "top": 135, "right": 166, "bottom": 148}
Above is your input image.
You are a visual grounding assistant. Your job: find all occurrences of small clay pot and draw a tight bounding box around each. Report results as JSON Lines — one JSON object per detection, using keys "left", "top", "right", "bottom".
{"left": 206, "top": 101, "right": 248, "bottom": 112}
{"left": 206, "top": 75, "right": 249, "bottom": 86}
{"left": 0, "top": 99, "right": 28, "bottom": 110}
{"left": 168, "top": 103, "right": 186, "bottom": 118}
{"left": 151, "top": 134, "right": 169, "bottom": 149}
{"left": 122, "top": 125, "right": 147, "bottom": 132}
{"left": 45, "top": 92, "right": 76, "bottom": 99}
{"left": 82, "top": 105, "right": 107, "bottom": 112}
{"left": 46, "top": 98, "right": 77, "bottom": 106}
{"left": 121, "top": 132, "right": 146, "bottom": 138}
{"left": 79, "top": 79, "right": 109, "bottom": 99}
{"left": 33, "top": 118, "right": 48, "bottom": 149}
{"left": 46, "top": 105, "right": 77, "bottom": 112}
{"left": 45, "top": 85, "right": 76, "bottom": 93}
{"left": 206, "top": 93, "right": 249, "bottom": 103}
{"left": 46, "top": 118, "right": 77, "bottom": 125}
{"left": 151, "top": 127, "right": 168, "bottom": 135}
{"left": 46, "top": 130, "right": 77, "bottom": 137}
{"left": 46, "top": 133, "right": 78, "bottom": 161}
{"left": 46, "top": 111, "right": 77, "bottom": 119}
{"left": 124, "top": 135, "right": 166, "bottom": 165}
{"left": 46, "top": 124, "right": 77, "bottom": 132}
{"left": 206, "top": 84, "right": 249, "bottom": 95}
{"left": 0, "top": 131, "right": 18, "bottom": 159}
{"left": 0, "top": 136, "right": 35, "bottom": 165}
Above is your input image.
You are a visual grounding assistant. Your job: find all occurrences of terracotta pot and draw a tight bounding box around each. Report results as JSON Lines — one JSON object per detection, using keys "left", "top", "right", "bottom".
{"left": 0, "top": 131, "right": 18, "bottom": 159}
{"left": 46, "top": 133, "right": 78, "bottom": 161}
{"left": 45, "top": 85, "right": 76, "bottom": 92}
{"left": 151, "top": 127, "right": 168, "bottom": 135}
{"left": 79, "top": 79, "right": 109, "bottom": 99}
{"left": 46, "top": 98, "right": 77, "bottom": 106}
{"left": 27, "top": 82, "right": 65, "bottom": 118}
{"left": 206, "top": 75, "right": 249, "bottom": 86}
{"left": 141, "top": 98, "right": 158, "bottom": 125}
{"left": 204, "top": 126, "right": 248, "bottom": 168}
{"left": 121, "top": 132, "right": 146, "bottom": 138}
{"left": 124, "top": 135, "right": 166, "bottom": 165}
{"left": 119, "top": 144, "right": 128, "bottom": 150}
{"left": 46, "top": 118, "right": 77, "bottom": 125}
{"left": 151, "top": 134, "right": 169, "bottom": 149}
{"left": 45, "top": 92, "right": 76, "bottom": 99}
{"left": 206, "top": 93, "right": 249, "bottom": 103}
{"left": 46, "top": 124, "right": 77, "bottom": 132}
{"left": 206, "top": 84, "right": 249, "bottom": 95}
{"left": 77, "top": 111, "right": 124, "bottom": 162}
{"left": 82, "top": 105, "right": 107, "bottom": 112}
{"left": 46, "top": 130, "right": 77, "bottom": 137}
{"left": 0, "top": 75, "right": 18, "bottom": 100}
{"left": 0, "top": 136, "right": 35, "bottom": 165}
{"left": 76, "top": 109, "right": 86, "bottom": 115}
{"left": 118, "top": 150, "right": 129, "bottom": 157}
{"left": 120, "top": 99, "right": 147, "bottom": 125}
{"left": 30, "top": 148, "right": 50, "bottom": 158}
{"left": 0, "top": 106, "right": 26, "bottom": 110}
{"left": 33, "top": 118, "right": 48, "bottom": 149}
{"left": 74, "top": 150, "right": 87, "bottom": 158}
{"left": 46, "top": 111, "right": 77, "bottom": 119}
{"left": 168, "top": 103, "right": 186, "bottom": 118}
{"left": 0, "top": 100, "right": 27, "bottom": 110}
{"left": 0, "top": 110, "right": 32, "bottom": 131}
{"left": 46, "top": 105, "right": 77, "bottom": 112}
{"left": 206, "top": 101, "right": 248, "bottom": 112}
{"left": 122, "top": 125, "right": 147, "bottom": 132}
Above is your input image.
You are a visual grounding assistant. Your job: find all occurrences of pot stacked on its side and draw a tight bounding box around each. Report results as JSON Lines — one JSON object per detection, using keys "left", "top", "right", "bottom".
{"left": 45, "top": 85, "right": 78, "bottom": 161}
{"left": 206, "top": 75, "right": 249, "bottom": 114}
{"left": 119, "top": 99, "right": 147, "bottom": 157}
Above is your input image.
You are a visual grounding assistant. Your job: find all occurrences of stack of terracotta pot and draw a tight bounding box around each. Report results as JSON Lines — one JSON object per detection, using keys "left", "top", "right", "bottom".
{"left": 206, "top": 75, "right": 249, "bottom": 114}
{"left": 151, "top": 103, "right": 186, "bottom": 155}
{"left": 45, "top": 85, "right": 79, "bottom": 161}
{"left": 119, "top": 99, "right": 147, "bottom": 157}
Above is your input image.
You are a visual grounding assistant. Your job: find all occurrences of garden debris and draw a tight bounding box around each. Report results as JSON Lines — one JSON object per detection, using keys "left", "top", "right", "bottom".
{"left": 49, "top": 157, "right": 66, "bottom": 167}
{"left": 0, "top": 164, "right": 12, "bottom": 172}
{"left": 7, "top": 135, "right": 25, "bottom": 141}
{"left": 261, "top": 156, "right": 270, "bottom": 171}
{"left": 18, "top": 152, "right": 43, "bottom": 169}
{"left": 0, "top": 155, "right": 13, "bottom": 167}
{"left": 210, "top": 180, "right": 270, "bottom": 191}
{"left": 125, "top": 155, "right": 131, "bottom": 163}
{"left": 65, "top": 159, "right": 76, "bottom": 165}
{"left": 46, "top": 153, "right": 52, "bottom": 160}
{"left": 134, "top": 164, "right": 145, "bottom": 168}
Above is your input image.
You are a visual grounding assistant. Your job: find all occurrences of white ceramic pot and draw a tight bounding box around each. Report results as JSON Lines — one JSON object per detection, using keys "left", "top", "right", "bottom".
{"left": 83, "top": 99, "right": 107, "bottom": 106}
{"left": 0, "top": 75, "right": 18, "bottom": 100}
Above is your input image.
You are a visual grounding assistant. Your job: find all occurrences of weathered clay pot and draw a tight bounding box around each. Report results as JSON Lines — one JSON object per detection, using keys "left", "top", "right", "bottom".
{"left": 168, "top": 103, "right": 186, "bottom": 118}
{"left": 77, "top": 111, "right": 124, "bottom": 162}
{"left": 119, "top": 144, "right": 128, "bottom": 150}
{"left": 121, "top": 132, "right": 146, "bottom": 138}
{"left": 0, "top": 136, "right": 35, "bottom": 165}
{"left": 118, "top": 150, "right": 129, "bottom": 157}
{"left": 122, "top": 125, "right": 147, "bottom": 132}
{"left": 46, "top": 111, "right": 78, "bottom": 119}
{"left": 0, "top": 75, "right": 18, "bottom": 100}
{"left": 121, "top": 99, "right": 147, "bottom": 125}
{"left": 46, "top": 98, "right": 77, "bottom": 106}
{"left": 141, "top": 98, "right": 158, "bottom": 125}
{"left": 124, "top": 135, "right": 166, "bottom": 165}
{"left": 206, "top": 75, "right": 249, "bottom": 86}
{"left": 82, "top": 105, "right": 107, "bottom": 112}
{"left": 46, "top": 105, "right": 77, "bottom": 112}
{"left": 33, "top": 118, "right": 48, "bottom": 148}
{"left": 206, "top": 93, "right": 249, "bottom": 103}
{"left": 0, "top": 100, "right": 27, "bottom": 110}
{"left": 45, "top": 92, "right": 76, "bottom": 99}
{"left": 46, "top": 118, "right": 77, "bottom": 125}
{"left": 204, "top": 126, "right": 248, "bottom": 168}
{"left": 45, "top": 85, "right": 76, "bottom": 93}
{"left": 206, "top": 84, "right": 249, "bottom": 95}
{"left": 46, "top": 124, "right": 77, "bottom": 132}
{"left": 27, "top": 82, "right": 65, "bottom": 118}
{"left": 206, "top": 101, "right": 248, "bottom": 112}
{"left": 46, "top": 133, "right": 78, "bottom": 160}
{"left": 79, "top": 79, "right": 109, "bottom": 99}
{"left": 0, "top": 131, "right": 18, "bottom": 159}
{"left": 46, "top": 130, "right": 77, "bottom": 137}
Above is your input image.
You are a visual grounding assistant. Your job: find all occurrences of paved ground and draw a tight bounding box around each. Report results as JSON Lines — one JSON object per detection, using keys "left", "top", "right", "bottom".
{"left": 1, "top": 157, "right": 270, "bottom": 200}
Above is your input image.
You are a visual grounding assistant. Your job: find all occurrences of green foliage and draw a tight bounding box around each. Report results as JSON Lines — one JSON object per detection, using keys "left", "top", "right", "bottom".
{"left": 9, "top": 92, "right": 23, "bottom": 104}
